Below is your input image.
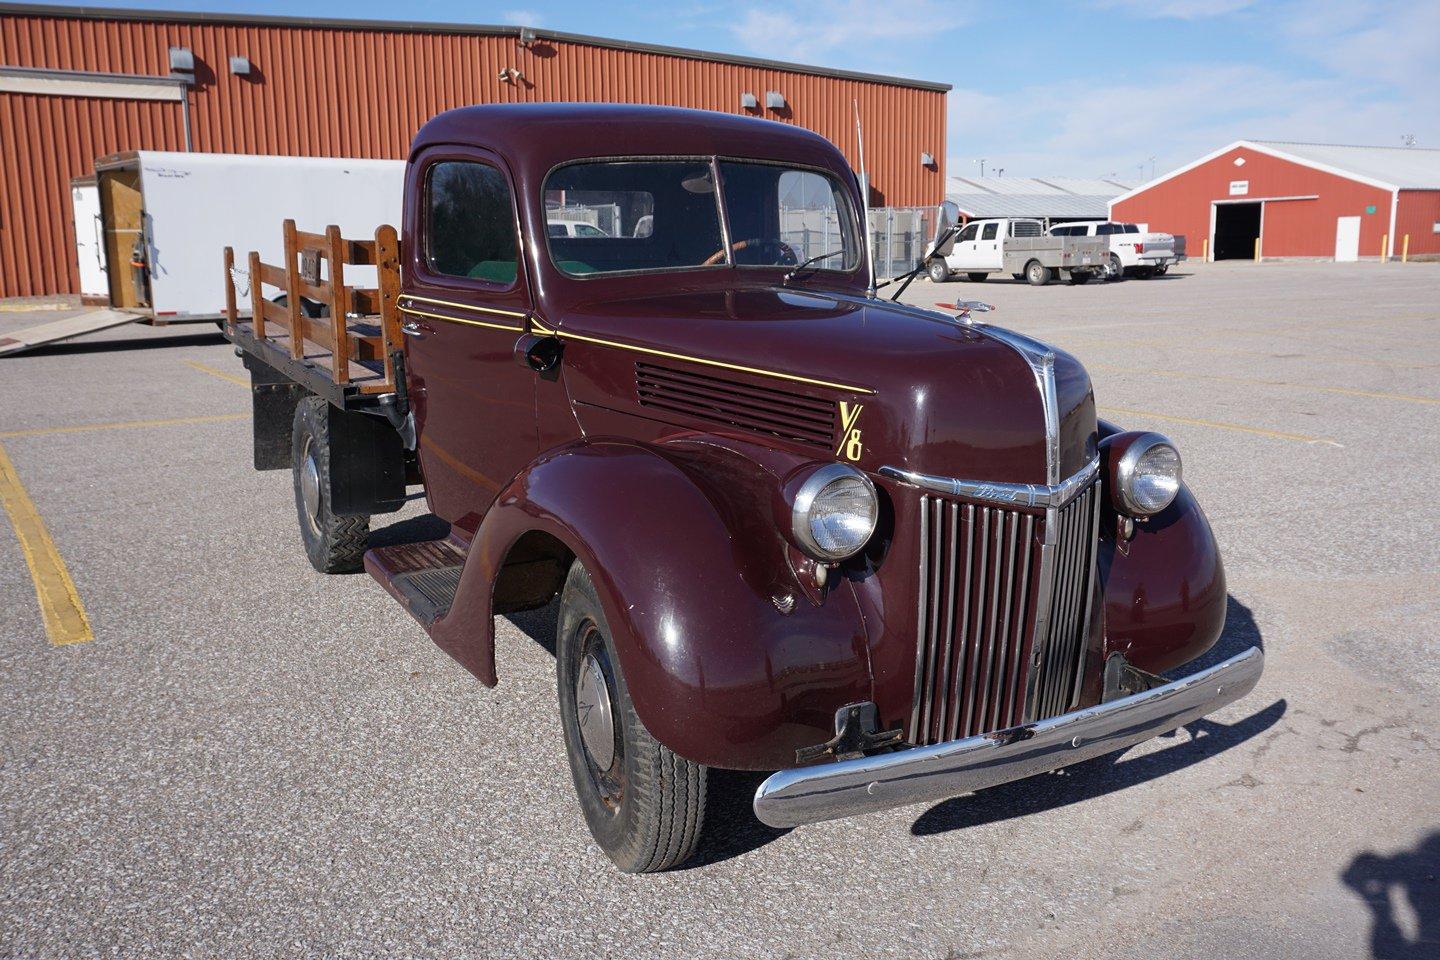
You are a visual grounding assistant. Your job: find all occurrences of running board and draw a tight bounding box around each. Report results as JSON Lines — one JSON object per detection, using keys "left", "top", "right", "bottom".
{"left": 364, "top": 538, "right": 466, "bottom": 629}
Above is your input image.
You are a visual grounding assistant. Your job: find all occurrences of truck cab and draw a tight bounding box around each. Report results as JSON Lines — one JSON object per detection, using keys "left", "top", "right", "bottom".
{"left": 223, "top": 104, "right": 1260, "bottom": 873}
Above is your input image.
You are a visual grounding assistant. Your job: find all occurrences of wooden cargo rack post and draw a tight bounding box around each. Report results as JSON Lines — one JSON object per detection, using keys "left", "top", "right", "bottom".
{"left": 223, "top": 221, "right": 403, "bottom": 405}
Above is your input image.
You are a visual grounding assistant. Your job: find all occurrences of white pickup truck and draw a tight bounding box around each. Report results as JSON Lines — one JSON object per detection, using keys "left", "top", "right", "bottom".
{"left": 926, "top": 217, "right": 1108, "bottom": 286}
{"left": 1047, "top": 220, "right": 1182, "bottom": 280}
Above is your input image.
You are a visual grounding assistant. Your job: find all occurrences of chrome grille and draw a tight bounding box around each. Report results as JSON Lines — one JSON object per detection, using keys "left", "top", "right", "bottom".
{"left": 1027, "top": 483, "right": 1102, "bottom": 722}
{"left": 909, "top": 484, "right": 1100, "bottom": 746}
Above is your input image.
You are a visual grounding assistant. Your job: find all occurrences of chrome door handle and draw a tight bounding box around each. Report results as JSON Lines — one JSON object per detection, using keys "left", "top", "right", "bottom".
{"left": 401, "top": 320, "right": 432, "bottom": 338}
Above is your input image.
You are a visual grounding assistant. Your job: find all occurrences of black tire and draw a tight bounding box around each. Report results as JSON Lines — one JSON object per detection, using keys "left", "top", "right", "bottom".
{"left": 1156, "top": 263, "right": 1169, "bottom": 275}
{"left": 557, "top": 561, "right": 707, "bottom": 873}
{"left": 1025, "top": 260, "right": 1051, "bottom": 286}
{"left": 1107, "top": 253, "right": 1125, "bottom": 281}
{"left": 1134, "top": 266, "right": 1156, "bottom": 279}
{"left": 926, "top": 259, "right": 950, "bottom": 283}
{"left": 965, "top": 272, "right": 988, "bottom": 282}
{"left": 1068, "top": 271, "right": 1092, "bottom": 285}
{"left": 291, "top": 396, "right": 369, "bottom": 573}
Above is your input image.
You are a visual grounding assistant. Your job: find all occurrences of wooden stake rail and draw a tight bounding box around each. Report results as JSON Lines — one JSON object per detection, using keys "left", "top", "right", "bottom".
{"left": 223, "top": 219, "right": 402, "bottom": 396}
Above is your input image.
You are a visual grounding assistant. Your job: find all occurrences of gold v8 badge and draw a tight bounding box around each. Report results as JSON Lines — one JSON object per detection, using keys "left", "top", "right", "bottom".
{"left": 837, "top": 401, "right": 864, "bottom": 462}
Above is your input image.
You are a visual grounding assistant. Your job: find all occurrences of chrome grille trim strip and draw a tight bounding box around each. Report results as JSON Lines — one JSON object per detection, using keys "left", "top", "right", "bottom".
{"left": 879, "top": 457, "right": 1099, "bottom": 510}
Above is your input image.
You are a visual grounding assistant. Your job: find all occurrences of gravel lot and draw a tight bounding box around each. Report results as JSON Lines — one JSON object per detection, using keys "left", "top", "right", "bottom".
{"left": 2, "top": 260, "right": 1436, "bottom": 959}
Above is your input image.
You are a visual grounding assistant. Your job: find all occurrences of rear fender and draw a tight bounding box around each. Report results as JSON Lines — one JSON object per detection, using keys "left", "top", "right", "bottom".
{"left": 430, "top": 437, "right": 874, "bottom": 770}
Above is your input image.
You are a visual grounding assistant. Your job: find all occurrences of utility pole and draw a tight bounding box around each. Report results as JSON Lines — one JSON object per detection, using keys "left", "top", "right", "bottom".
{"left": 975, "top": 158, "right": 986, "bottom": 178}
{"left": 1148, "top": 156, "right": 1156, "bottom": 179}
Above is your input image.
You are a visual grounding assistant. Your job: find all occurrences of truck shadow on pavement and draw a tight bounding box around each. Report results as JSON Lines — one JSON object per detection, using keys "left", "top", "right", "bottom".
{"left": 911, "top": 594, "right": 1283, "bottom": 837}
{"left": 1341, "top": 832, "right": 1440, "bottom": 959}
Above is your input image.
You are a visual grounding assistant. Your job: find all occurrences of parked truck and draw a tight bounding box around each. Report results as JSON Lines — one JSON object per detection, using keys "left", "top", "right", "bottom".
{"left": 1047, "top": 220, "right": 1184, "bottom": 279}
{"left": 222, "top": 103, "right": 1262, "bottom": 873}
{"left": 926, "top": 217, "right": 1109, "bottom": 286}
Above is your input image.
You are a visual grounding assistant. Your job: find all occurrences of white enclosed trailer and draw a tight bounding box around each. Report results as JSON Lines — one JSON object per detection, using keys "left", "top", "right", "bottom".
{"left": 3, "top": 152, "right": 404, "bottom": 357}
{"left": 93, "top": 150, "right": 404, "bottom": 319}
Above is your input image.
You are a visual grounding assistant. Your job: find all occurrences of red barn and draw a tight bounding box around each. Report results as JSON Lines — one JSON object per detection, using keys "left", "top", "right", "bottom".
{"left": 1111, "top": 140, "right": 1440, "bottom": 262}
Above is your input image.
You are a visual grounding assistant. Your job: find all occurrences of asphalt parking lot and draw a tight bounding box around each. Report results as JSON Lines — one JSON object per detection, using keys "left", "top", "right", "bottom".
{"left": 2, "top": 260, "right": 1436, "bottom": 958}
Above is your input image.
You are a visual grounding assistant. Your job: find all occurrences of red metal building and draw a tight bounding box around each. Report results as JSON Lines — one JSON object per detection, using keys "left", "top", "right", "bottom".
{"left": 1111, "top": 140, "right": 1440, "bottom": 262}
{"left": 0, "top": 3, "right": 949, "bottom": 298}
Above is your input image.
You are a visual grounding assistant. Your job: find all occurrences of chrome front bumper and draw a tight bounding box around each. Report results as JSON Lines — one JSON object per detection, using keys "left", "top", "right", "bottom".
{"left": 752, "top": 647, "right": 1264, "bottom": 828}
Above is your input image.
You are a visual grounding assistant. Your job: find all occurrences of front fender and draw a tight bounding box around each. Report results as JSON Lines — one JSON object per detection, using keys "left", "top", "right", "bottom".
{"left": 432, "top": 438, "right": 873, "bottom": 770}
{"left": 1098, "top": 486, "right": 1227, "bottom": 675}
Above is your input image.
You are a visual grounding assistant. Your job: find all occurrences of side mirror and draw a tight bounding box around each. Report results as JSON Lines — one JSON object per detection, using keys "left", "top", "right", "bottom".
{"left": 927, "top": 200, "right": 961, "bottom": 258}
{"left": 934, "top": 200, "right": 960, "bottom": 241}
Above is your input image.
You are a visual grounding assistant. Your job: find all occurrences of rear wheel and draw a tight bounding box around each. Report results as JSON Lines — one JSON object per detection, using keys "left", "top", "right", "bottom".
{"left": 291, "top": 396, "right": 369, "bottom": 573}
{"left": 1107, "top": 253, "right": 1125, "bottom": 281}
{"left": 1068, "top": 271, "right": 1092, "bottom": 285}
{"left": 1134, "top": 266, "right": 1157, "bottom": 279}
{"left": 1025, "top": 260, "right": 1052, "bottom": 286}
{"left": 926, "top": 259, "right": 950, "bottom": 283}
{"left": 965, "top": 272, "right": 988, "bottom": 282}
{"left": 557, "top": 561, "right": 707, "bottom": 872}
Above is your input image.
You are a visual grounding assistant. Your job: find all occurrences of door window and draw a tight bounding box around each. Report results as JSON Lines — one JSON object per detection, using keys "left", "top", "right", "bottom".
{"left": 955, "top": 223, "right": 980, "bottom": 243}
{"left": 425, "top": 161, "right": 518, "bottom": 285}
{"left": 980, "top": 222, "right": 999, "bottom": 241}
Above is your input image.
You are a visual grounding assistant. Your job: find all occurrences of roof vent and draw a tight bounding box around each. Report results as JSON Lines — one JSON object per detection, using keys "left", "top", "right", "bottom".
{"left": 740, "top": 92, "right": 759, "bottom": 110}
{"left": 765, "top": 90, "right": 786, "bottom": 110}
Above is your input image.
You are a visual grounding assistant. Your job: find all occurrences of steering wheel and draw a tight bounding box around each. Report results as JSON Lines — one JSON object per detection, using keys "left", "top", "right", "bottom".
{"left": 702, "top": 238, "right": 798, "bottom": 267}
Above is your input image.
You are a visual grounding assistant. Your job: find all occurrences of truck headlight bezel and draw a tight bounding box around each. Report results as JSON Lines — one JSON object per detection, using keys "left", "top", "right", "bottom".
{"left": 1112, "top": 431, "right": 1183, "bottom": 517}
{"left": 789, "top": 463, "right": 879, "bottom": 562}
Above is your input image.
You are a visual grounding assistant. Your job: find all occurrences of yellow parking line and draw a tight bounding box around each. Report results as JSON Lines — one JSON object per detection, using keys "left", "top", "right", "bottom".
{"left": 1099, "top": 405, "right": 1342, "bottom": 447}
{"left": 0, "top": 442, "right": 93, "bottom": 645}
{"left": 183, "top": 359, "right": 249, "bottom": 387}
{"left": 0, "top": 413, "right": 247, "bottom": 440}
{"left": 1090, "top": 364, "right": 1439, "bottom": 406}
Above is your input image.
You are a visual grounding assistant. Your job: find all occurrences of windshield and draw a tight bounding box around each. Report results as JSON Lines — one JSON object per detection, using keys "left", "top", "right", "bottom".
{"left": 543, "top": 158, "right": 860, "bottom": 278}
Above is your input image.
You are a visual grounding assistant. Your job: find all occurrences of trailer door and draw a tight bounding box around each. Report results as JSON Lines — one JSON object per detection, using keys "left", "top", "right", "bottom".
{"left": 98, "top": 167, "right": 150, "bottom": 308}
{"left": 70, "top": 179, "right": 107, "bottom": 301}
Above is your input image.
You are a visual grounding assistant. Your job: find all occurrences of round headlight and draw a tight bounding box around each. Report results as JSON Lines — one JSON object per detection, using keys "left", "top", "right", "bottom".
{"left": 1116, "top": 433, "right": 1182, "bottom": 516}
{"left": 791, "top": 463, "right": 879, "bottom": 561}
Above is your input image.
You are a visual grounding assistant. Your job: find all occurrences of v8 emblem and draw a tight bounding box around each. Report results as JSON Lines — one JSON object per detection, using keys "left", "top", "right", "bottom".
{"left": 837, "top": 401, "right": 864, "bottom": 462}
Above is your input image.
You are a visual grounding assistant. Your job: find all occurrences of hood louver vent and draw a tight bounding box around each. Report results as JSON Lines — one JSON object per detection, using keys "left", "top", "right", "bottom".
{"left": 635, "top": 362, "right": 836, "bottom": 448}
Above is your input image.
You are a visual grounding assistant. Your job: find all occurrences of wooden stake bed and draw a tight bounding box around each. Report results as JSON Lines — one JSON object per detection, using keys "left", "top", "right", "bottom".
{"left": 222, "top": 220, "right": 403, "bottom": 409}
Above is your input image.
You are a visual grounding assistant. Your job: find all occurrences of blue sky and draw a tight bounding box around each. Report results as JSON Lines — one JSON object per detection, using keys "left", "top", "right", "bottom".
{"left": 73, "top": 0, "right": 1440, "bottom": 180}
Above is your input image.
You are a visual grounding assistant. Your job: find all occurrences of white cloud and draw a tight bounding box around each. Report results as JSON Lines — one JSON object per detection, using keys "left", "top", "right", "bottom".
{"left": 947, "top": 59, "right": 1432, "bottom": 179}
{"left": 1088, "top": 0, "right": 1257, "bottom": 18}
{"left": 727, "top": 0, "right": 967, "bottom": 64}
{"left": 501, "top": 9, "right": 542, "bottom": 27}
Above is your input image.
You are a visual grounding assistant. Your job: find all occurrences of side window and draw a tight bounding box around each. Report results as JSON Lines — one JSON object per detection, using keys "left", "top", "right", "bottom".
{"left": 1053, "top": 226, "right": 1074, "bottom": 236}
{"left": 1124, "top": 224, "right": 1140, "bottom": 233}
{"left": 1010, "top": 220, "right": 1042, "bottom": 238}
{"left": 1096, "top": 223, "right": 1117, "bottom": 235}
{"left": 956, "top": 223, "right": 980, "bottom": 243}
{"left": 980, "top": 222, "right": 999, "bottom": 241}
{"left": 425, "top": 160, "right": 518, "bottom": 285}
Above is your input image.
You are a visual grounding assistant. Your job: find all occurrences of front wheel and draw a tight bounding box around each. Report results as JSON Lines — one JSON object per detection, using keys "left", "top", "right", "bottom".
{"left": 557, "top": 561, "right": 707, "bottom": 872}
{"left": 1025, "top": 260, "right": 1052, "bottom": 286}
{"left": 926, "top": 259, "right": 950, "bottom": 283}
{"left": 291, "top": 396, "right": 369, "bottom": 572}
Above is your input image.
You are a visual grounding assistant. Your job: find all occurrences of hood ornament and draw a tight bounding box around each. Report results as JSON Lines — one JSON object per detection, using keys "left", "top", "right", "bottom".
{"left": 935, "top": 300, "right": 994, "bottom": 324}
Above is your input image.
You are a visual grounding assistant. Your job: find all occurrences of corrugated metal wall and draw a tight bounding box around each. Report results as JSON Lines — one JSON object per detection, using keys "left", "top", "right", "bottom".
{"left": 0, "top": 10, "right": 947, "bottom": 297}
{"left": 1394, "top": 190, "right": 1440, "bottom": 256}
{"left": 1112, "top": 146, "right": 1394, "bottom": 260}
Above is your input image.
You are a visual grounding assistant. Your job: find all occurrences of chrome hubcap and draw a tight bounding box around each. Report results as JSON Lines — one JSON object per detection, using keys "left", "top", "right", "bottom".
{"left": 575, "top": 652, "right": 616, "bottom": 770}
{"left": 300, "top": 440, "right": 321, "bottom": 529}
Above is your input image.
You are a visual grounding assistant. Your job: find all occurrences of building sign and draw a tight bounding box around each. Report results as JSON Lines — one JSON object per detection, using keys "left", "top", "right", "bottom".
{"left": 1228, "top": 180, "right": 1249, "bottom": 196}
{"left": 1365, "top": 204, "right": 1377, "bottom": 215}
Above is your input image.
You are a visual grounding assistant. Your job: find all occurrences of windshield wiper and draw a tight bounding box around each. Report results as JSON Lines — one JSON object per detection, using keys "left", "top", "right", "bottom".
{"left": 783, "top": 249, "right": 846, "bottom": 284}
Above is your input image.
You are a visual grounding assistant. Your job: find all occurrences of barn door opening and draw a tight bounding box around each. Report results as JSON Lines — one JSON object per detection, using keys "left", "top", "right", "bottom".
{"left": 1214, "top": 202, "right": 1261, "bottom": 260}
{"left": 98, "top": 167, "right": 150, "bottom": 308}
{"left": 1334, "top": 216, "right": 1361, "bottom": 262}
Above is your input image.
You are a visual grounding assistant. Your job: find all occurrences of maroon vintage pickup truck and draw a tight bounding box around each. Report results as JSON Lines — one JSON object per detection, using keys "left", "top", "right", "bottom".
{"left": 223, "top": 103, "right": 1262, "bottom": 872}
